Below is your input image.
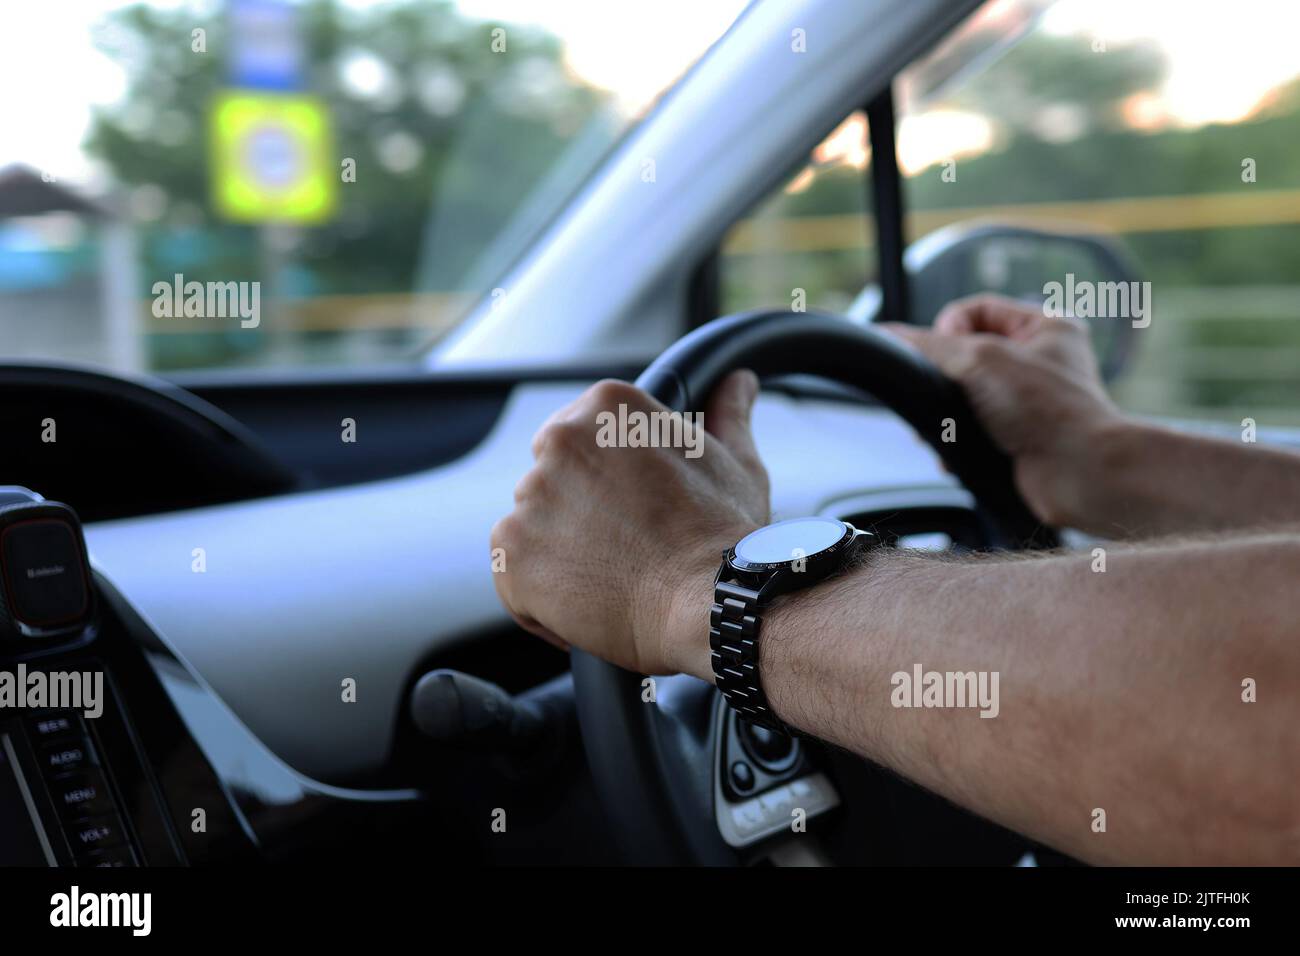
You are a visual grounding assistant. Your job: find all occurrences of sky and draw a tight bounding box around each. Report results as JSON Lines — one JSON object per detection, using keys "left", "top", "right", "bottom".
{"left": 2, "top": 0, "right": 1299, "bottom": 188}
{"left": 872, "top": 0, "right": 1300, "bottom": 176}
{"left": 1041, "top": 0, "right": 1300, "bottom": 127}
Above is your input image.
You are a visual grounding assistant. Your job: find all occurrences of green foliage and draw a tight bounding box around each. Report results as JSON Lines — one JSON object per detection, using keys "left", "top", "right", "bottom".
{"left": 85, "top": 0, "right": 609, "bottom": 296}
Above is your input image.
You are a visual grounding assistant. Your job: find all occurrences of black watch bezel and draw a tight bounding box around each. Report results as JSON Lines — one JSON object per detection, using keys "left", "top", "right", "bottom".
{"left": 725, "top": 518, "right": 861, "bottom": 576}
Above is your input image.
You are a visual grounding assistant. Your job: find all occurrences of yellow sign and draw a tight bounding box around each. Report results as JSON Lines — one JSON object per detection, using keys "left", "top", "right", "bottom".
{"left": 210, "top": 91, "right": 335, "bottom": 224}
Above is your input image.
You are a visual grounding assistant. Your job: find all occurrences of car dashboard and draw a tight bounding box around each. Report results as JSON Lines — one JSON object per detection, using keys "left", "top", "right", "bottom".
{"left": 3, "top": 374, "right": 978, "bottom": 865}
{"left": 80, "top": 383, "right": 962, "bottom": 780}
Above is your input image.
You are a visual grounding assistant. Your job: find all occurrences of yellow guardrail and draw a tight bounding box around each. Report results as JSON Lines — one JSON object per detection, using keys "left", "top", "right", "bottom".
{"left": 724, "top": 188, "right": 1300, "bottom": 255}
{"left": 140, "top": 189, "right": 1300, "bottom": 334}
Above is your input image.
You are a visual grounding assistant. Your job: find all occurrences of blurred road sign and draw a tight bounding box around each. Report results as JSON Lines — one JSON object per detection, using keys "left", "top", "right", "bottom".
{"left": 210, "top": 90, "right": 336, "bottom": 224}
{"left": 227, "top": 0, "right": 304, "bottom": 91}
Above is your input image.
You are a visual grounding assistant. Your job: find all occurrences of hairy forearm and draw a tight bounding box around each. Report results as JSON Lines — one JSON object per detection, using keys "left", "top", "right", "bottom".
{"left": 1062, "top": 420, "right": 1300, "bottom": 538}
{"left": 752, "top": 533, "right": 1300, "bottom": 865}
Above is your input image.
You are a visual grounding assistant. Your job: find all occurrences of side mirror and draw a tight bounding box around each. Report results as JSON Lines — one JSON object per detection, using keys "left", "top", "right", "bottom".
{"left": 848, "top": 222, "right": 1145, "bottom": 382}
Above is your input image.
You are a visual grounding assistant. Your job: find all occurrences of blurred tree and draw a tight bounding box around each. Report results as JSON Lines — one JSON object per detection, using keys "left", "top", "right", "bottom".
{"left": 944, "top": 33, "right": 1165, "bottom": 139}
{"left": 85, "top": 0, "right": 610, "bottom": 298}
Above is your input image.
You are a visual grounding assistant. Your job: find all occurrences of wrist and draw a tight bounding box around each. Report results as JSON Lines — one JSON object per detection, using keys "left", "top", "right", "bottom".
{"left": 660, "top": 568, "right": 717, "bottom": 681}
{"left": 1028, "top": 413, "right": 1146, "bottom": 529}
{"left": 646, "top": 523, "right": 758, "bottom": 680}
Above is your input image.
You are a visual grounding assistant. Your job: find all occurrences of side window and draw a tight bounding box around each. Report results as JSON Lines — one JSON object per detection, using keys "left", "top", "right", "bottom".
{"left": 896, "top": 0, "right": 1300, "bottom": 426}
{"left": 718, "top": 112, "right": 875, "bottom": 316}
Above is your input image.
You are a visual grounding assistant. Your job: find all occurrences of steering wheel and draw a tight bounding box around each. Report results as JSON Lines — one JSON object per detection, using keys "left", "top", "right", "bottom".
{"left": 570, "top": 309, "right": 1058, "bottom": 865}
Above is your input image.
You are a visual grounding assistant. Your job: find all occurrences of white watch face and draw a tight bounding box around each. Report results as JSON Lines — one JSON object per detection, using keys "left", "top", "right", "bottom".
{"left": 733, "top": 517, "right": 847, "bottom": 566}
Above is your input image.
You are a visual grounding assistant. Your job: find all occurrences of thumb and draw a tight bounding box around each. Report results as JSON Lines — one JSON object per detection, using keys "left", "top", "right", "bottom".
{"left": 704, "top": 368, "right": 761, "bottom": 463}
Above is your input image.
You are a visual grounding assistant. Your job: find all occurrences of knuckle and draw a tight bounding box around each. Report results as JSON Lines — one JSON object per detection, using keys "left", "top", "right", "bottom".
{"left": 587, "top": 378, "right": 640, "bottom": 409}
{"left": 1048, "top": 315, "right": 1088, "bottom": 338}
{"left": 529, "top": 424, "right": 551, "bottom": 458}
{"left": 551, "top": 419, "right": 590, "bottom": 453}
{"left": 532, "top": 419, "right": 584, "bottom": 458}
{"left": 490, "top": 514, "right": 516, "bottom": 551}
{"left": 968, "top": 337, "right": 1007, "bottom": 365}
{"left": 530, "top": 420, "right": 561, "bottom": 456}
{"left": 513, "top": 467, "right": 549, "bottom": 503}
{"left": 945, "top": 337, "right": 1009, "bottom": 381}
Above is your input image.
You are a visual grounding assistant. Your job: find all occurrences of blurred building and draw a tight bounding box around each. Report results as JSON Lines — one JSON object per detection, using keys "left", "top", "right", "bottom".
{"left": 0, "top": 165, "right": 142, "bottom": 372}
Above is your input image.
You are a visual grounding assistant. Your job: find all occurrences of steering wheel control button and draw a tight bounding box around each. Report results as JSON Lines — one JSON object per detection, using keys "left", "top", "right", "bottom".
{"left": 729, "top": 760, "right": 756, "bottom": 793}
{"left": 730, "top": 799, "right": 766, "bottom": 836}
{"left": 716, "top": 770, "right": 843, "bottom": 849}
{"left": 739, "top": 720, "right": 798, "bottom": 772}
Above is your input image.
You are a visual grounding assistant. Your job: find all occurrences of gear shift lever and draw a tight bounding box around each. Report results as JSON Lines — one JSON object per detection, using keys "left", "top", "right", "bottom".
{"left": 409, "top": 669, "right": 546, "bottom": 753}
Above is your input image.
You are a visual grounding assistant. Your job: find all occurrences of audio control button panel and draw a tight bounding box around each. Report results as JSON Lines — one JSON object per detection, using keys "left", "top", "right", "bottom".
{"left": 0, "top": 707, "right": 139, "bottom": 867}
{"left": 31, "top": 710, "right": 137, "bottom": 867}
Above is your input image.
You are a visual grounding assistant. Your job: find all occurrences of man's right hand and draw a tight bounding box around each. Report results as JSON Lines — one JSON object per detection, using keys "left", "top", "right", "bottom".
{"left": 883, "top": 294, "right": 1127, "bottom": 529}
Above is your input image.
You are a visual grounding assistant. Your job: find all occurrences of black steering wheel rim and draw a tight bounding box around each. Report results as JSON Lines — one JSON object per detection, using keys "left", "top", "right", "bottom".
{"left": 572, "top": 309, "right": 1057, "bottom": 865}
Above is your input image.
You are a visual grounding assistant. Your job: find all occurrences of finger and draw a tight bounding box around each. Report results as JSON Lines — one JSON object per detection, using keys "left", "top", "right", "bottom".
{"left": 880, "top": 321, "right": 924, "bottom": 345}
{"left": 933, "top": 294, "right": 1041, "bottom": 339}
{"left": 488, "top": 531, "right": 571, "bottom": 652}
{"left": 531, "top": 395, "right": 586, "bottom": 459}
{"left": 879, "top": 323, "right": 970, "bottom": 378}
{"left": 703, "top": 368, "right": 760, "bottom": 463}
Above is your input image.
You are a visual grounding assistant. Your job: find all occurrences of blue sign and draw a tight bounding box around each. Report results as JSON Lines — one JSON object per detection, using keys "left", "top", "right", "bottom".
{"left": 227, "top": 0, "right": 305, "bottom": 92}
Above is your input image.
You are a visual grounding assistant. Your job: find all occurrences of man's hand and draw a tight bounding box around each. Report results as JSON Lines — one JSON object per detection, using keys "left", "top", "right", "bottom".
{"left": 491, "top": 371, "right": 767, "bottom": 678}
{"left": 884, "top": 294, "right": 1125, "bottom": 528}
{"left": 888, "top": 293, "right": 1300, "bottom": 537}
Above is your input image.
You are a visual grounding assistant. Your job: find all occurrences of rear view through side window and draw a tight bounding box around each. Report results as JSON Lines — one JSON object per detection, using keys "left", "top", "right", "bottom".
{"left": 721, "top": 0, "right": 1300, "bottom": 427}
{"left": 897, "top": 0, "right": 1300, "bottom": 427}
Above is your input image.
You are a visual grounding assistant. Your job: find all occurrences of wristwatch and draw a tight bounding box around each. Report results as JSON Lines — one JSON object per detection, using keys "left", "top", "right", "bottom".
{"left": 710, "top": 516, "right": 870, "bottom": 733}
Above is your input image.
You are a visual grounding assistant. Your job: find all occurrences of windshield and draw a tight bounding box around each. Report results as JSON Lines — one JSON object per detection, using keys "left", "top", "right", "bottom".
{"left": 0, "top": 0, "right": 748, "bottom": 373}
